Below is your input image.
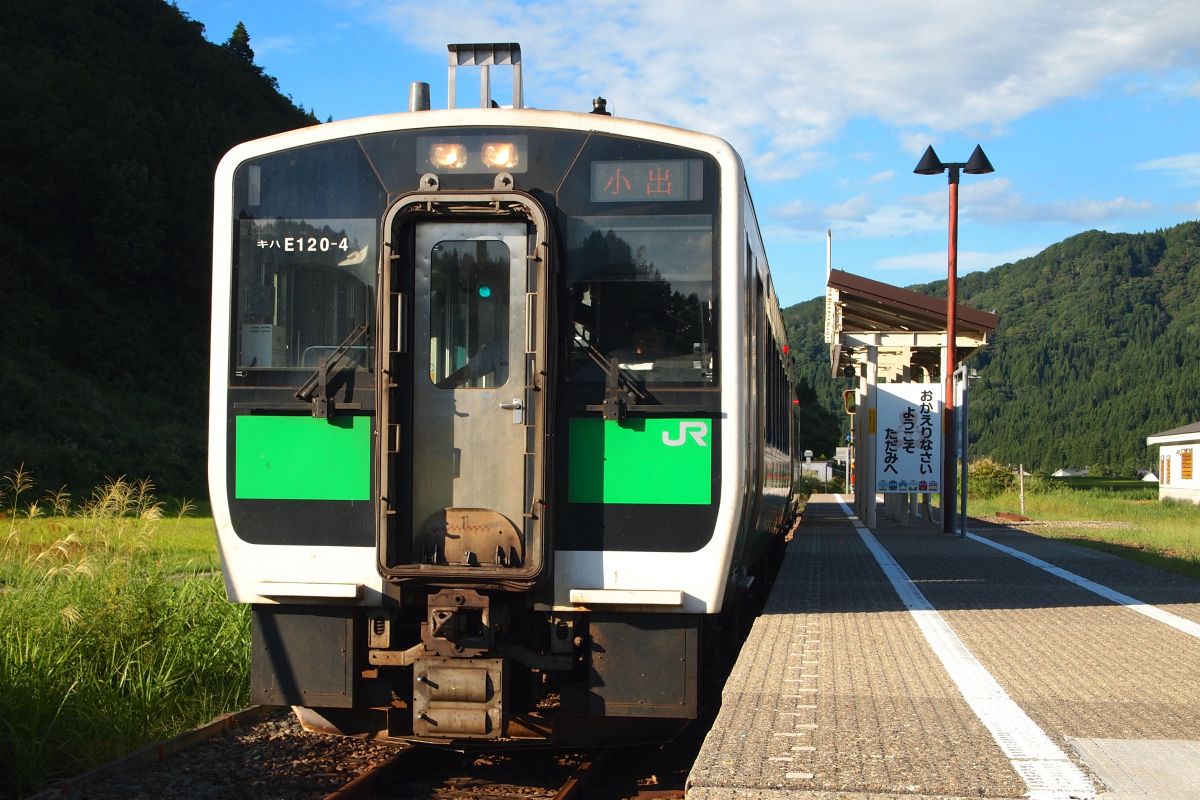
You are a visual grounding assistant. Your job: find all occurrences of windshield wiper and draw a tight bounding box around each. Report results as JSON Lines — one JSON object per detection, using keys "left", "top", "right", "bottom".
{"left": 295, "top": 324, "right": 369, "bottom": 419}
{"left": 577, "top": 334, "right": 715, "bottom": 422}
{"left": 576, "top": 334, "right": 647, "bottom": 421}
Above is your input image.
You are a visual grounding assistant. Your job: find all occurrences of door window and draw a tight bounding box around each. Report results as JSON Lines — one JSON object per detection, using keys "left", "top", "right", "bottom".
{"left": 428, "top": 240, "right": 511, "bottom": 389}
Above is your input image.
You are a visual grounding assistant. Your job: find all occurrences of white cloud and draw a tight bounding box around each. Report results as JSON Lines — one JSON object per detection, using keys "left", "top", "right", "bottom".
{"left": 1043, "top": 197, "right": 1156, "bottom": 223}
{"left": 899, "top": 131, "right": 938, "bottom": 156}
{"left": 957, "top": 179, "right": 1156, "bottom": 223}
{"left": 874, "top": 246, "right": 1043, "bottom": 273}
{"left": 775, "top": 198, "right": 817, "bottom": 220}
{"left": 1174, "top": 200, "right": 1200, "bottom": 216}
{"left": 251, "top": 35, "right": 302, "bottom": 57}
{"left": 366, "top": 0, "right": 1200, "bottom": 174}
{"left": 774, "top": 193, "right": 941, "bottom": 240}
{"left": 771, "top": 177, "right": 1157, "bottom": 242}
{"left": 1136, "top": 153, "right": 1200, "bottom": 185}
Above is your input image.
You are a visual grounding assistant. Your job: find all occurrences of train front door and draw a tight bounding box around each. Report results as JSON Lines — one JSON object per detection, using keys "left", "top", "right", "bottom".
{"left": 409, "top": 221, "right": 529, "bottom": 567}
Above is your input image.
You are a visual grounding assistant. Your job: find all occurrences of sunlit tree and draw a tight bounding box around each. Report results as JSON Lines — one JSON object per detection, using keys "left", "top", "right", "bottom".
{"left": 224, "top": 21, "right": 255, "bottom": 66}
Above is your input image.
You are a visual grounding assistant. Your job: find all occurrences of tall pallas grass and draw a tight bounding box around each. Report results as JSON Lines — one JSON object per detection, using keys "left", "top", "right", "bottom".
{"left": 1, "top": 466, "right": 249, "bottom": 799}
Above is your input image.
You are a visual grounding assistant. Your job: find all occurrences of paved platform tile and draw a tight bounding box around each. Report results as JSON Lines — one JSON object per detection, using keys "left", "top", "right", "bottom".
{"left": 1069, "top": 738, "right": 1200, "bottom": 799}
{"left": 689, "top": 499, "right": 1028, "bottom": 799}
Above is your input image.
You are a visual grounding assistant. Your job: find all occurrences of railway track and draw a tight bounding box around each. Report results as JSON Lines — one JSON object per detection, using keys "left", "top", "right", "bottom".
{"left": 29, "top": 707, "right": 703, "bottom": 800}
{"left": 319, "top": 740, "right": 692, "bottom": 800}
{"left": 322, "top": 747, "right": 600, "bottom": 800}
{"left": 317, "top": 707, "right": 719, "bottom": 800}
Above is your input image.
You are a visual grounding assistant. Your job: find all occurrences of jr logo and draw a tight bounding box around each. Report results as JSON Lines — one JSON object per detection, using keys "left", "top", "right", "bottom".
{"left": 662, "top": 421, "right": 709, "bottom": 447}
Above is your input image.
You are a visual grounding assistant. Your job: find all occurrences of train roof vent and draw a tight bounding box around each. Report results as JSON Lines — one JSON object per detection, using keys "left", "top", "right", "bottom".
{"left": 448, "top": 43, "right": 522, "bottom": 110}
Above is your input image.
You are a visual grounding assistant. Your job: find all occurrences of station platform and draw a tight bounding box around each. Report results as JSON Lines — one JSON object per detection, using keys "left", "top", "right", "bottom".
{"left": 687, "top": 495, "right": 1200, "bottom": 800}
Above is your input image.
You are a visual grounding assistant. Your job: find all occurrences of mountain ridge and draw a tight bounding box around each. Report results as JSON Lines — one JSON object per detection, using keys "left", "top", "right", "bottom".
{"left": 784, "top": 222, "right": 1200, "bottom": 474}
{"left": 0, "top": 0, "right": 315, "bottom": 494}
{"left": 3, "top": 1, "right": 1196, "bottom": 491}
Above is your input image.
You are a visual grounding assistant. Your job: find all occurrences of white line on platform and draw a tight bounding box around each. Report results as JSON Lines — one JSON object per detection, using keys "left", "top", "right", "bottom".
{"left": 833, "top": 496, "right": 1095, "bottom": 800}
{"left": 965, "top": 531, "right": 1200, "bottom": 641}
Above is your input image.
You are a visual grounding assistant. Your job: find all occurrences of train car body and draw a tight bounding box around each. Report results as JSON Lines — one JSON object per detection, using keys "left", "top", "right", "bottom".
{"left": 209, "top": 45, "right": 801, "bottom": 744}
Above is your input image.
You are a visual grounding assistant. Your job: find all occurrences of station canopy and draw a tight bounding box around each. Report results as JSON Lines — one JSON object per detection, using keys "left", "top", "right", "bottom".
{"left": 824, "top": 268, "right": 999, "bottom": 380}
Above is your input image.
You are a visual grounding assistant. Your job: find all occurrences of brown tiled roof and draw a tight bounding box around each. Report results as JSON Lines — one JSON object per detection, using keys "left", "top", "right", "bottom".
{"left": 828, "top": 269, "right": 999, "bottom": 335}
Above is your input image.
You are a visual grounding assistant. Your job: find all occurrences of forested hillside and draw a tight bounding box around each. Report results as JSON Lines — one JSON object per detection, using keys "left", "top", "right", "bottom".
{"left": 0, "top": 0, "right": 315, "bottom": 495}
{"left": 784, "top": 222, "right": 1200, "bottom": 475}
{"left": 4, "top": 1, "right": 1196, "bottom": 492}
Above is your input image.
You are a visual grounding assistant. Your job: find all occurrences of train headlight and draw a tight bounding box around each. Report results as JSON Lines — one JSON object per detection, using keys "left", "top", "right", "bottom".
{"left": 481, "top": 142, "right": 519, "bottom": 169}
{"left": 430, "top": 143, "right": 468, "bottom": 169}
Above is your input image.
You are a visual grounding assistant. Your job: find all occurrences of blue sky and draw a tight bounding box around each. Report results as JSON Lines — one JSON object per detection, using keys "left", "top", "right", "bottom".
{"left": 176, "top": 0, "right": 1200, "bottom": 307}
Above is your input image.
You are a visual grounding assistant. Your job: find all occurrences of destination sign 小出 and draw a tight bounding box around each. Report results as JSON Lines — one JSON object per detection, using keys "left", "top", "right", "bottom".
{"left": 590, "top": 159, "right": 703, "bottom": 202}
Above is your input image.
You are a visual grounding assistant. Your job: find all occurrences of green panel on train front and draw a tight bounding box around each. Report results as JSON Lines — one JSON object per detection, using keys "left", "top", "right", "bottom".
{"left": 568, "top": 417, "right": 712, "bottom": 505}
{"left": 235, "top": 415, "right": 370, "bottom": 500}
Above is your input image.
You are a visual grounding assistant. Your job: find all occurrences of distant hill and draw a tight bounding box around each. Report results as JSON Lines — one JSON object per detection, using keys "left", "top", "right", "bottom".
{"left": 0, "top": 0, "right": 315, "bottom": 495}
{"left": 4, "top": 2, "right": 1196, "bottom": 493}
{"left": 784, "top": 222, "right": 1200, "bottom": 475}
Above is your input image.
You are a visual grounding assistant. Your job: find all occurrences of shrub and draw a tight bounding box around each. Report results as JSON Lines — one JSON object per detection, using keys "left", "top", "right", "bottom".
{"left": 1087, "top": 463, "right": 1118, "bottom": 478}
{"left": 796, "top": 474, "right": 844, "bottom": 497}
{"left": 1021, "top": 470, "right": 1059, "bottom": 494}
{"left": 968, "top": 457, "right": 1016, "bottom": 499}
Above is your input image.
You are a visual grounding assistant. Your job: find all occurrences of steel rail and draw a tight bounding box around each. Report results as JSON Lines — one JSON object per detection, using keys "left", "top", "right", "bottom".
{"left": 322, "top": 746, "right": 611, "bottom": 800}
{"left": 321, "top": 744, "right": 414, "bottom": 799}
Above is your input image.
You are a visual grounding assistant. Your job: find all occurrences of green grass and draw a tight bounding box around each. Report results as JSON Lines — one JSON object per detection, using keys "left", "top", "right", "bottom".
{"left": 970, "top": 480, "right": 1200, "bottom": 580}
{"left": 1, "top": 468, "right": 247, "bottom": 799}
{"left": 1048, "top": 476, "right": 1157, "bottom": 496}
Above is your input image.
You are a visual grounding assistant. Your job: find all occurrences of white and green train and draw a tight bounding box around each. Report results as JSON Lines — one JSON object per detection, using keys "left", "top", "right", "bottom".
{"left": 209, "top": 44, "right": 802, "bottom": 745}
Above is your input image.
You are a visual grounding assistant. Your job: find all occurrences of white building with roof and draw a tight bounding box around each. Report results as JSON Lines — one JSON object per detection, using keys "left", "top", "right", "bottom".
{"left": 1146, "top": 422, "right": 1200, "bottom": 504}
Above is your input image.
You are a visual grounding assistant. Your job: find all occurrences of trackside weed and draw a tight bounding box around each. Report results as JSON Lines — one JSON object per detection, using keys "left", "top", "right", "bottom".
{"left": 0, "top": 468, "right": 248, "bottom": 799}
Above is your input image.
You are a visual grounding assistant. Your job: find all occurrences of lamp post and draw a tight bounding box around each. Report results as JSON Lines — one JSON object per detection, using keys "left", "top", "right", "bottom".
{"left": 914, "top": 144, "right": 993, "bottom": 535}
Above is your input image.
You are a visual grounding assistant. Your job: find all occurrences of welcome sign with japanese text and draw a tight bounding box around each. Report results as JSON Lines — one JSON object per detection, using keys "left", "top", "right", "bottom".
{"left": 875, "top": 383, "right": 941, "bottom": 493}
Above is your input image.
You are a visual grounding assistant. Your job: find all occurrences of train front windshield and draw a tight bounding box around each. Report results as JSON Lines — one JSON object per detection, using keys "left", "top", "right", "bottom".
{"left": 565, "top": 214, "right": 714, "bottom": 386}
{"left": 225, "top": 127, "right": 718, "bottom": 386}
{"left": 234, "top": 217, "right": 376, "bottom": 371}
